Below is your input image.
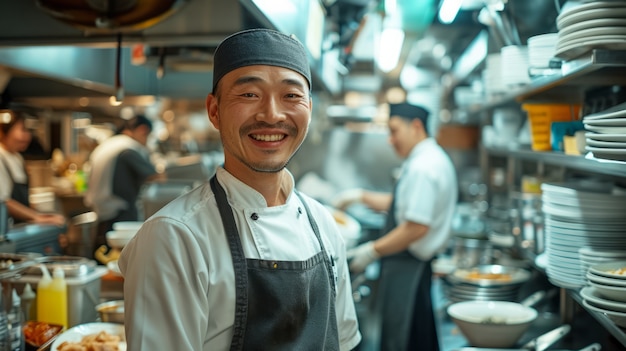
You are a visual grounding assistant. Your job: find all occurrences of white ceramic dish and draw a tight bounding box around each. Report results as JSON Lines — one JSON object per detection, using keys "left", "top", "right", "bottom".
{"left": 582, "top": 299, "right": 626, "bottom": 328}
{"left": 447, "top": 301, "right": 537, "bottom": 348}
{"left": 559, "top": 18, "right": 626, "bottom": 37}
{"left": 589, "top": 261, "right": 626, "bottom": 280}
{"left": 586, "top": 272, "right": 626, "bottom": 287}
{"left": 557, "top": 8, "right": 626, "bottom": 30}
{"left": 585, "top": 133, "right": 626, "bottom": 142}
{"left": 557, "top": 1, "right": 626, "bottom": 27}
{"left": 589, "top": 281, "right": 626, "bottom": 302}
{"left": 51, "top": 322, "right": 126, "bottom": 351}
{"left": 584, "top": 117, "right": 626, "bottom": 127}
{"left": 580, "top": 247, "right": 626, "bottom": 258}
{"left": 112, "top": 221, "right": 144, "bottom": 231}
{"left": 585, "top": 139, "right": 626, "bottom": 148}
{"left": 105, "top": 230, "right": 137, "bottom": 249}
{"left": 584, "top": 124, "right": 626, "bottom": 134}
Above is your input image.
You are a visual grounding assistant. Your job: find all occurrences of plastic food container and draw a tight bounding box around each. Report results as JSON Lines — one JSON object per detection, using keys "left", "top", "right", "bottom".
{"left": 521, "top": 103, "right": 581, "bottom": 151}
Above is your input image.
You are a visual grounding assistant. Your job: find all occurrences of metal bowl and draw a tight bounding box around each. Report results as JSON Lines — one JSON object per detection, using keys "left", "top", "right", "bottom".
{"left": 448, "top": 264, "right": 531, "bottom": 287}
{"left": 96, "top": 300, "right": 124, "bottom": 324}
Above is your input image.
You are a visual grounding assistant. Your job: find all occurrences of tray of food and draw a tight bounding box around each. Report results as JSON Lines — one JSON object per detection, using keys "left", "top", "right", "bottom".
{"left": 23, "top": 321, "right": 64, "bottom": 351}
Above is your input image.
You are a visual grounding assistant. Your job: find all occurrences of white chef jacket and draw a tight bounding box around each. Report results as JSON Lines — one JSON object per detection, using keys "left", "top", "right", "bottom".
{"left": 0, "top": 145, "right": 27, "bottom": 201}
{"left": 119, "top": 167, "right": 362, "bottom": 351}
{"left": 395, "top": 138, "right": 458, "bottom": 260}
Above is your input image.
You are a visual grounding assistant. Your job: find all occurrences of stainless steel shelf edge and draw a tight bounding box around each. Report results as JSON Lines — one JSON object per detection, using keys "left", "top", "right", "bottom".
{"left": 466, "top": 49, "right": 626, "bottom": 115}
{"left": 483, "top": 146, "right": 626, "bottom": 178}
{"left": 569, "top": 291, "right": 626, "bottom": 347}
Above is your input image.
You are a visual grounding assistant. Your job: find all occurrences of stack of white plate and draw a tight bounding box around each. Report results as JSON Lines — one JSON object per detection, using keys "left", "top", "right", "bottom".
{"left": 527, "top": 33, "right": 558, "bottom": 68}
{"left": 482, "top": 53, "right": 506, "bottom": 97}
{"left": 541, "top": 181, "right": 626, "bottom": 289}
{"left": 583, "top": 104, "right": 626, "bottom": 162}
{"left": 581, "top": 261, "right": 626, "bottom": 328}
{"left": 555, "top": 1, "right": 626, "bottom": 60}
{"left": 500, "top": 45, "right": 530, "bottom": 87}
{"left": 578, "top": 247, "right": 626, "bottom": 280}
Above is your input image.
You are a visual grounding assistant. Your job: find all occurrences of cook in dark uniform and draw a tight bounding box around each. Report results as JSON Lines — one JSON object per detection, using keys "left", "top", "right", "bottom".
{"left": 119, "top": 29, "right": 362, "bottom": 350}
{"left": 0, "top": 109, "right": 65, "bottom": 226}
{"left": 334, "top": 102, "right": 458, "bottom": 350}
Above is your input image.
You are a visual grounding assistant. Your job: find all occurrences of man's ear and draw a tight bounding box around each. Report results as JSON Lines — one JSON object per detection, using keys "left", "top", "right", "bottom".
{"left": 206, "top": 94, "right": 220, "bottom": 130}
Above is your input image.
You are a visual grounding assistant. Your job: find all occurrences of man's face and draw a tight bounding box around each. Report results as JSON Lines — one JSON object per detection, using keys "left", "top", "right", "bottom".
{"left": 207, "top": 65, "right": 312, "bottom": 175}
{"left": 388, "top": 116, "right": 417, "bottom": 158}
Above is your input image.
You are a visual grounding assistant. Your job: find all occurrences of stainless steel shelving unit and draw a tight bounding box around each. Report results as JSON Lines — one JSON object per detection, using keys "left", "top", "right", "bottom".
{"left": 470, "top": 49, "right": 626, "bottom": 348}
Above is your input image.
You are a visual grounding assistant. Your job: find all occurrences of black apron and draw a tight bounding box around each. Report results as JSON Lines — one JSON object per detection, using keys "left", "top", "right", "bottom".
{"left": 210, "top": 176, "right": 340, "bottom": 351}
{"left": 0, "top": 155, "right": 30, "bottom": 223}
{"left": 376, "top": 183, "right": 440, "bottom": 351}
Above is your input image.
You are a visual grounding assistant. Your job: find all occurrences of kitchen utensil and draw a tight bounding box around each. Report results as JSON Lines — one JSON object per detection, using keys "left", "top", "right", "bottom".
{"left": 522, "top": 324, "right": 571, "bottom": 351}
{"left": 454, "top": 341, "right": 599, "bottom": 351}
{"left": 452, "top": 324, "right": 571, "bottom": 351}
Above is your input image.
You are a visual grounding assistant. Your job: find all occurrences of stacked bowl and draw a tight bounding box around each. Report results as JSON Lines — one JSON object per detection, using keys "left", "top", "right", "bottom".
{"left": 581, "top": 261, "right": 626, "bottom": 328}
{"left": 444, "top": 264, "right": 531, "bottom": 303}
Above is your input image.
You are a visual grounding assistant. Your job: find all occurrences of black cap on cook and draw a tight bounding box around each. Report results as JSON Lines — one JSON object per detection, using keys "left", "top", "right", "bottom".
{"left": 211, "top": 28, "right": 312, "bottom": 92}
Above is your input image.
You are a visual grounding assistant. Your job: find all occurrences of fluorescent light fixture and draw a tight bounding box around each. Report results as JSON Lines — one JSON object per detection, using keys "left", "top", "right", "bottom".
{"left": 377, "top": 27, "right": 405, "bottom": 72}
{"left": 438, "top": 0, "right": 463, "bottom": 24}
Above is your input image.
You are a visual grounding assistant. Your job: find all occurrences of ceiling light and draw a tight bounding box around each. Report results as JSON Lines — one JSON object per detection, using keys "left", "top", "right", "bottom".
{"left": 438, "top": 0, "right": 463, "bottom": 24}
{"left": 377, "top": 27, "right": 405, "bottom": 73}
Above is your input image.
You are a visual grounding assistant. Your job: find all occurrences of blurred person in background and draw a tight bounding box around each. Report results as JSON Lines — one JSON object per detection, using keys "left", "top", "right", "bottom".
{"left": 0, "top": 109, "right": 66, "bottom": 226}
{"left": 119, "top": 29, "right": 361, "bottom": 351}
{"left": 84, "top": 115, "right": 165, "bottom": 250}
{"left": 333, "top": 102, "right": 458, "bottom": 351}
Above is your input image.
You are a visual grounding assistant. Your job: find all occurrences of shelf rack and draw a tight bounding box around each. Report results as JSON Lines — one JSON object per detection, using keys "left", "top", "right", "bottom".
{"left": 468, "top": 48, "right": 626, "bottom": 348}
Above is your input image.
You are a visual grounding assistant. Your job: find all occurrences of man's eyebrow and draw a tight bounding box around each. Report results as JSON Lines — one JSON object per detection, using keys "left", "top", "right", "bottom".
{"left": 233, "top": 75, "right": 263, "bottom": 86}
{"left": 232, "top": 75, "right": 307, "bottom": 90}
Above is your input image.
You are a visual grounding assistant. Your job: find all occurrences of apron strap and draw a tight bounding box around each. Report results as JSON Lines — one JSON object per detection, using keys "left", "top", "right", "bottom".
{"left": 295, "top": 191, "right": 337, "bottom": 297}
{"left": 209, "top": 175, "right": 248, "bottom": 351}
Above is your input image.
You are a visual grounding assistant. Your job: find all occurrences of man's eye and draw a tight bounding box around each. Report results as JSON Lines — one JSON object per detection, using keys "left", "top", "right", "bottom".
{"left": 241, "top": 93, "right": 256, "bottom": 98}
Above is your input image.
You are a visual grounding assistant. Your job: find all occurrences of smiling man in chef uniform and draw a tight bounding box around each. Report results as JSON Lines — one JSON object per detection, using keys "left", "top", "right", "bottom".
{"left": 119, "top": 28, "right": 362, "bottom": 351}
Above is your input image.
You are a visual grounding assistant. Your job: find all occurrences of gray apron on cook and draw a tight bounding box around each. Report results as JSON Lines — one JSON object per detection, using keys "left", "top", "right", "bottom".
{"left": 210, "top": 176, "right": 340, "bottom": 351}
{"left": 0, "top": 156, "right": 30, "bottom": 223}
{"left": 376, "top": 185, "right": 440, "bottom": 351}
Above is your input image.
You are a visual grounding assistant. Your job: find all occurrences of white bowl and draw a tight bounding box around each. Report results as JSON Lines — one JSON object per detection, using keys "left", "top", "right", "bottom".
{"left": 447, "top": 300, "right": 538, "bottom": 348}
{"left": 106, "top": 230, "right": 137, "bottom": 249}
{"left": 112, "top": 221, "right": 144, "bottom": 231}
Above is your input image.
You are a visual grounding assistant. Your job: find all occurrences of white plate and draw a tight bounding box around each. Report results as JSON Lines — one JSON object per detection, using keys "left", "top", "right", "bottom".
{"left": 585, "top": 133, "right": 626, "bottom": 142}
{"left": 586, "top": 271, "right": 626, "bottom": 287}
{"left": 584, "top": 124, "right": 626, "bottom": 134}
{"left": 585, "top": 138, "right": 626, "bottom": 148}
{"left": 582, "top": 299, "right": 626, "bottom": 327}
{"left": 557, "top": 1, "right": 626, "bottom": 27}
{"left": 557, "top": 8, "right": 626, "bottom": 30}
{"left": 579, "top": 247, "right": 626, "bottom": 259}
{"left": 586, "top": 146, "right": 626, "bottom": 154}
{"left": 589, "top": 260, "right": 626, "bottom": 280}
{"left": 555, "top": 36, "right": 626, "bottom": 60}
{"left": 51, "top": 323, "right": 126, "bottom": 351}
{"left": 542, "top": 203, "right": 625, "bottom": 219}
{"left": 588, "top": 281, "right": 626, "bottom": 302}
{"left": 559, "top": 18, "right": 626, "bottom": 37}
{"left": 584, "top": 117, "right": 626, "bottom": 126}
{"left": 545, "top": 218, "right": 625, "bottom": 231}
{"left": 558, "top": 26, "right": 626, "bottom": 44}
{"left": 541, "top": 181, "right": 616, "bottom": 197}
